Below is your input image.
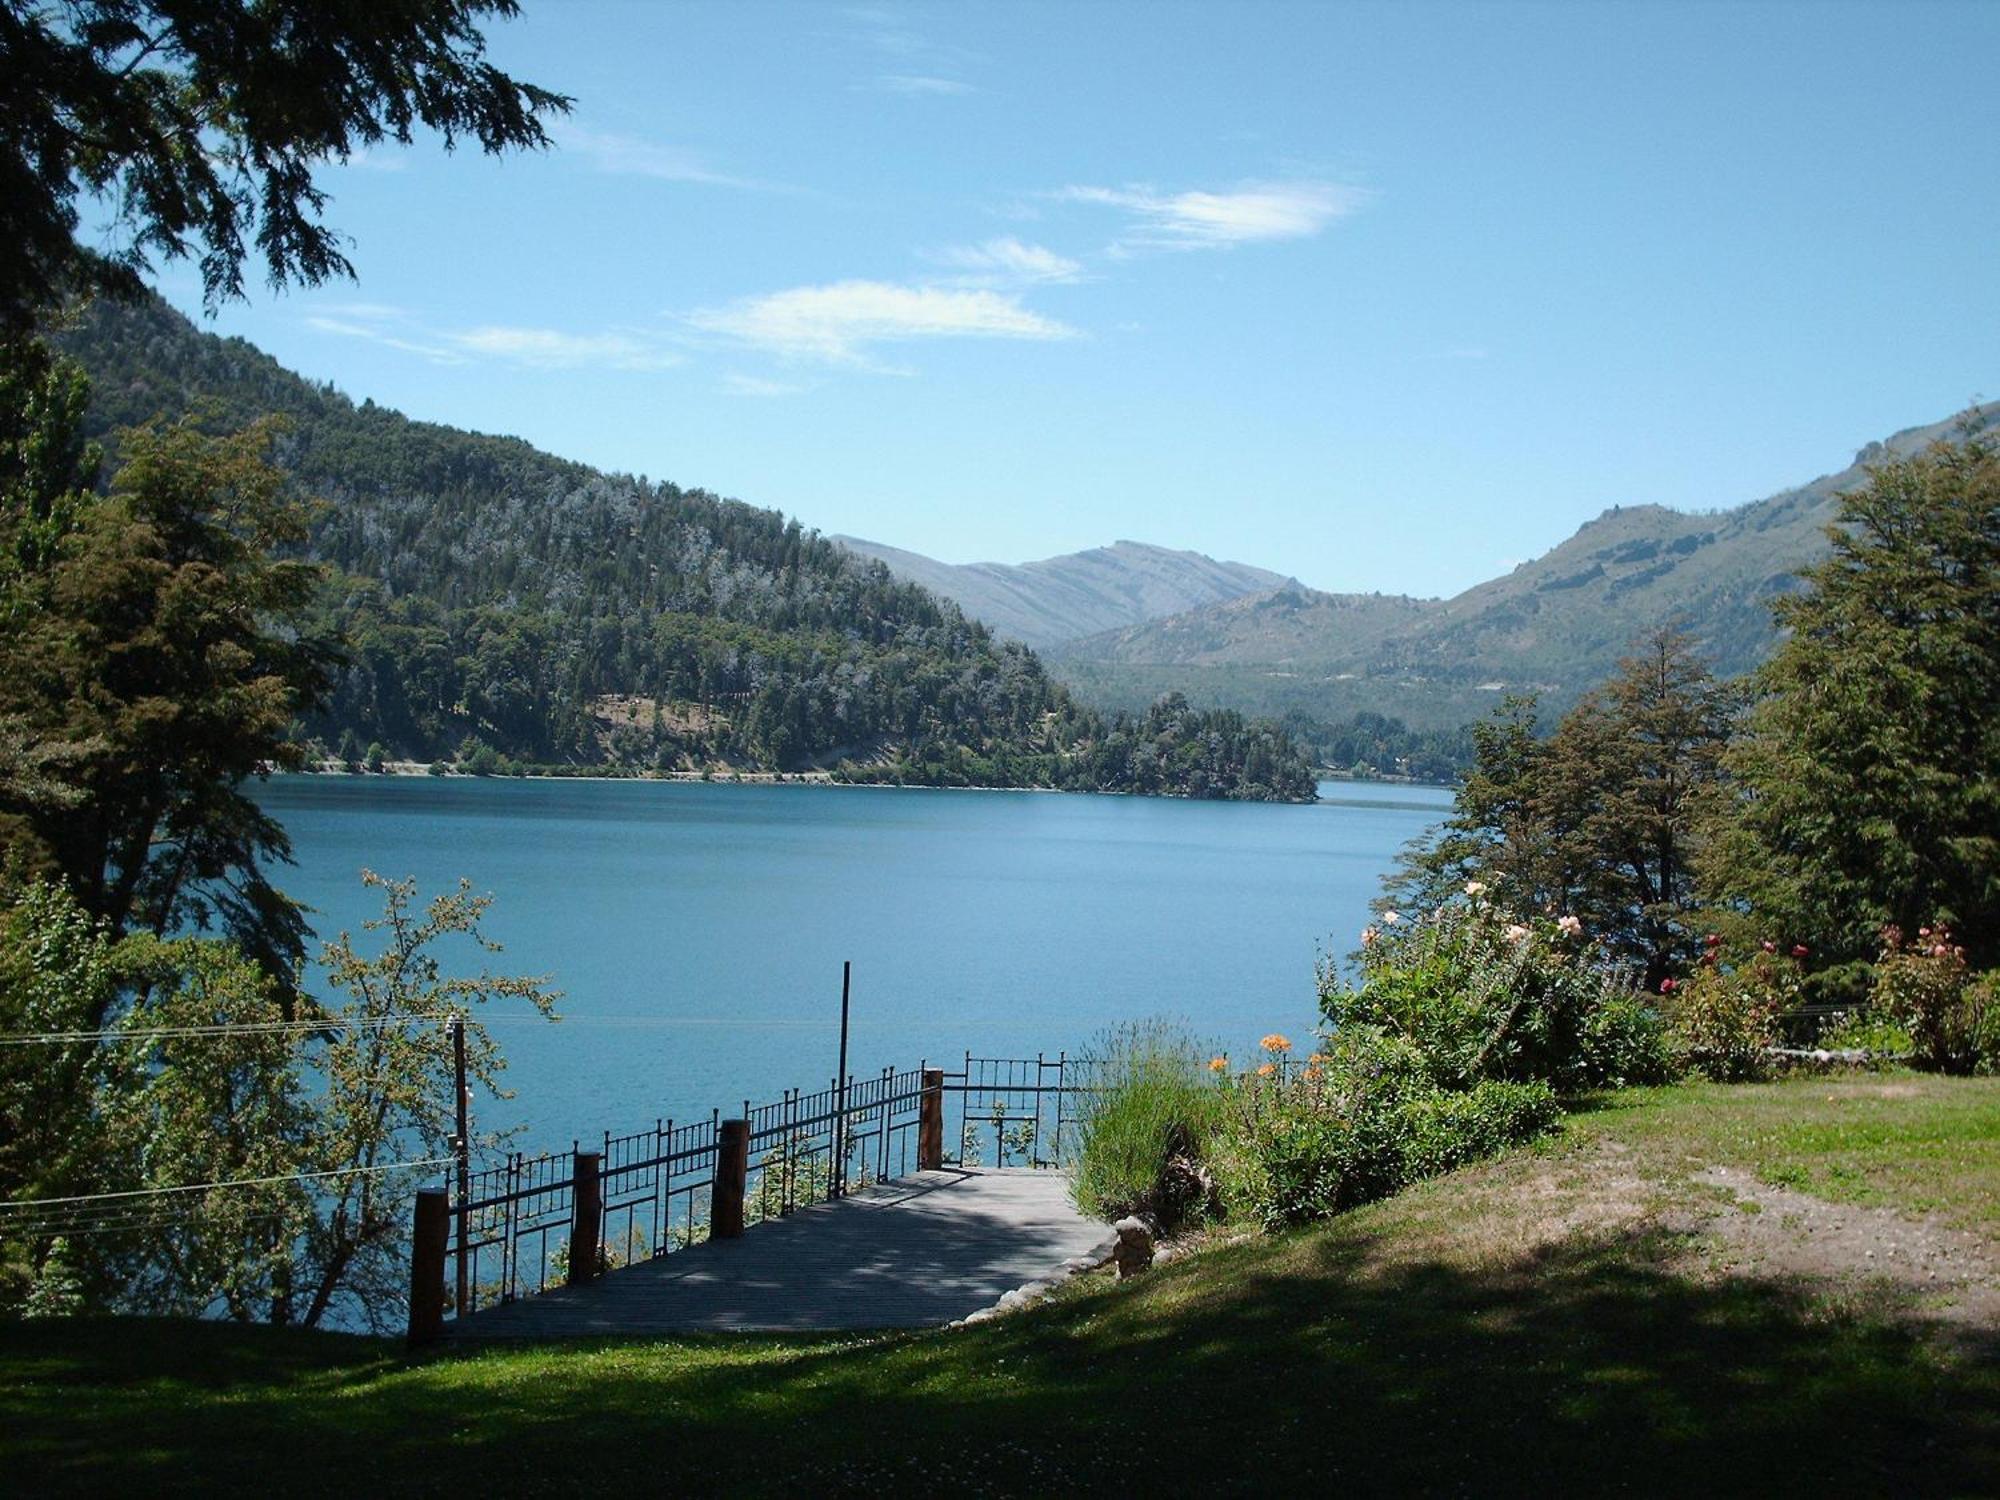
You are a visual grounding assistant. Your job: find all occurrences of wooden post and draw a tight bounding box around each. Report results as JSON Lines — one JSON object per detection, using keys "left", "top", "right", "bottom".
{"left": 918, "top": 1068, "right": 944, "bottom": 1170}
{"left": 568, "top": 1151, "right": 602, "bottom": 1285}
{"left": 407, "top": 1188, "right": 448, "bottom": 1347}
{"left": 712, "top": 1119, "right": 750, "bottom": 1239}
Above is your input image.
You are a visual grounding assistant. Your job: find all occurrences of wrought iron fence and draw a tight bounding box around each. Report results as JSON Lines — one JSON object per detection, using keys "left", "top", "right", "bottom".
{"left": 941, "top": 1053, "right": 1090, "bottom": 1169}
{"left": 446, "top": 1062, "right": 947, "bottom": 1318}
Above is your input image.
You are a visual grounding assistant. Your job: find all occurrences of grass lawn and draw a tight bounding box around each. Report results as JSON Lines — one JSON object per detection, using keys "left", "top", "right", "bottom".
{"left": 5, "top": 1073, "right": 1996, "bottom": 1496}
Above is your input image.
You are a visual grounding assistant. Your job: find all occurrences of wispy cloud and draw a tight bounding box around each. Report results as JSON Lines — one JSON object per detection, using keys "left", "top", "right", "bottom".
{"left": 305, "top": 315, "right": 465, "bottom": 365}
{"left": 449, "top": 326, "right": 681, "bottom": 371}
{"left": 1057, "top": 179, "right": 1365, "bottom": 252}
{"left": 839, "top": 6, "right": 979, "bottom": 94}
{"left": 690, "top": 280, "right": 1076, "bottom": 365}
{"left": 552, "top": 122, "right": 774, "bottom": 191}
{"left": 873, "top": 73, "right": 974, "bottom": 96}
{"left": 721, "top": 373, "right": 810, "bottom": 398}
{"left": 927, "top": 237, "right": 1082, "bottom": 285}
{"left": 306, "top": 306, "right": 680, "bottom": 372}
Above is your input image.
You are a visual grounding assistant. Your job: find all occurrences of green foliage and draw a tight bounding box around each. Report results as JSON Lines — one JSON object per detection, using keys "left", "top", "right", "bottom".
{"left": 0, "top": 871, "right": 556, "bottom": 1331}
{"left": 1067, "top": 1020, "right": 1225, "bottom": 1227}
{"left": 0, "top": 357, "right": 338, "bottom": 982}
{"left": 1704, "top": 428, "right": 2000, "bottom": 971}
{"left": 302, "top": 872, "right": 559, "bottom": 1331}
{"left": 1814, "top": 1010, "right": 1915, "bottom": 1058}
{"left": 1661, "top": 943, "right": 1799, "bottom": 1082}
{"left": 1868, "top": 923, "right": 1994, "bottom": 1075}
{"left": 0, "top": 0, "right": 567, "bottom": 324}
{"left": 0, "top": 881, "right": 121, "bottom": 1296}
{"left": 1217, "top": 1029, "right": 1560, "bottom": 1230}
{"left": 99, "top": 933, "right": 315, "bottom": 1321}
{"left": 0, "top": 878, "right": 314, "bottom": 1319}
{"left": 1281, "top": 710, "right": 1476, "bottom": 781}
{"left": 1389, "top": 628, "right": 1739, "bottom": 987}
{"left": 1322, "top": 901, "right": 1672, "bottom": 1095}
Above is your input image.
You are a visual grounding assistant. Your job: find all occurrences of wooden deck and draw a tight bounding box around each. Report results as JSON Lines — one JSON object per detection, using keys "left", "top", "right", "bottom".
{"left": 453, "top": 1167, "right": 1111, "bottom": 1338}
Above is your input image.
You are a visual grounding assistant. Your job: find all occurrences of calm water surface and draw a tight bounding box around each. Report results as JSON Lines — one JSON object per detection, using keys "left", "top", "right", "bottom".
{"left": 255, "top": 776, "right": 1450, "bottom": 1154}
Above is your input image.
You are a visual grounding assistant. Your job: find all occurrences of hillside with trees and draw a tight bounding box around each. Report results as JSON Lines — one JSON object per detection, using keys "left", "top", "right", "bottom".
{"left": 55, "top": 294, "right": 1314, "bottom": 800}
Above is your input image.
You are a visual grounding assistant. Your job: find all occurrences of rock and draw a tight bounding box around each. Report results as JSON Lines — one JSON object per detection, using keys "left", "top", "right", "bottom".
{"left": 1113, "top": 1216, "right": 1155, "bottom": 1279}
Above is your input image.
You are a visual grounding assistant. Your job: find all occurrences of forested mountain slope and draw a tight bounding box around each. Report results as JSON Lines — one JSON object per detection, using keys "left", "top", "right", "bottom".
{"left": 833, "top": 535, "right": 1287, "bottom": 649}
{"left": 54, "top": 295, "right": 1314, "bottom": 800}
{"left": 1051, "top": 402, "right": 2000, "bottom": 728}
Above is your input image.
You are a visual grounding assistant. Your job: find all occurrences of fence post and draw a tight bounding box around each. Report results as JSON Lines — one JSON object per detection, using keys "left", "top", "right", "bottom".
{"left": 713, "top": 1119, "right": 750, "bottom": 1239}
{"left": 918, "top": 1069, "right": 945, "bottom": 1170}
{"left": 569, "top": 1151, "right": 602, "bottom": 1285}
{"left": 407, "top": 1187, "right": 448, "bottom": 1347}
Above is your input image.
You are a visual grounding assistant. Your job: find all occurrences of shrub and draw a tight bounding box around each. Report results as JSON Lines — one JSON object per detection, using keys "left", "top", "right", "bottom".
{"left": 1662, "top": 943, "right": 1799, "bottom": 1081}
{"left": 1067, "top": 1019, "right": 1225, "bottom": 1229}
{"left": 1871, "top": 923, "right": 1994, "bottom": 1074}
{"left": 1217, "top": 1028, "right": 1560, "bottom": 1230}
{"left": 1815, "top": 1010, "right": 1916, "bottom": 1058}
{"left": 1321, "top": 900, "right": 1671, "bottom": 1094}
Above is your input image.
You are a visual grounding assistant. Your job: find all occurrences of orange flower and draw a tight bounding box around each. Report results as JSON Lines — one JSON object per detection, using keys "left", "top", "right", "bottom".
{"left": 1208, "top": 1055, "right": 1229, "bottom": 1073}
{"left": 1260, "top": 1033, "right": 1293, "bottom": 1053}
{"left": 1255, "top": 1062, "right": 1277, "bottom": 1078}
{"left": 1309, "top": 1052, "right": 1328, "bottom": 1064}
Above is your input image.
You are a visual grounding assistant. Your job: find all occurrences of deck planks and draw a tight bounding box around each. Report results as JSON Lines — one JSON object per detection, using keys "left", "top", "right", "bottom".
{"left": 452, "top": 1167, "right": 1110, "bottom": 1338}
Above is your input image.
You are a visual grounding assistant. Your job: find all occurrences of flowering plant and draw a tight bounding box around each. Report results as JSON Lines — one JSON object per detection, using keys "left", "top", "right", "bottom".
{"left": 1870, "top": 922, "right": 1995, "bottom": 1074}
{"left": 1324, "top": 900, "right": 1669, "bottom": 1092}
{"left": 1661, "top": 939, "right": 1801, "bottom": 1081}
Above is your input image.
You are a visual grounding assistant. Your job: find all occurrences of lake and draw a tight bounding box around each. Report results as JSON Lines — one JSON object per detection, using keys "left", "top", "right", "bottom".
{"left": 255, "top": 776, "right": 1452, "bottom": 1156}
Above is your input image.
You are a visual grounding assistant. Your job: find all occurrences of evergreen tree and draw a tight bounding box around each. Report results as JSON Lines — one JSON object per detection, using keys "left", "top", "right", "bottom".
{"left": 1390, "top": 629, "right": 1738, "bottom": 983}
{"left": 0, "top": 397, "right": 337, "bottom": 988}
{"left": 1703, "top": 427, "right": 2000, "bottom": 972}
{"left": 0, "top": 0, "right": 568, "bottom": 324}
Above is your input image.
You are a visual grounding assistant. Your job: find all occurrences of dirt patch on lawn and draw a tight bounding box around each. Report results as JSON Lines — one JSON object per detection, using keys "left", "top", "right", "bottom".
{"left": 1689, "top": 1164, "right": 2000, "bottom": 1333}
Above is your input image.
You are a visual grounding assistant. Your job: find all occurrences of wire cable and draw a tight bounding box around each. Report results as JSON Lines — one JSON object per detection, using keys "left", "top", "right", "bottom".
{"left": 0, "top": 1155, "right": 455, "bottom": 1214}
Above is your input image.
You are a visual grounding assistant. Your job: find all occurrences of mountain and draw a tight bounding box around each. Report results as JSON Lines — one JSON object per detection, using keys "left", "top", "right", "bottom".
{"left": 1049, "top": 404, "right": 2000, "bottom": 730}
{"left": 52, "top": 294, "right": 1316, "bottom": 801}
{"left": 833, "top": 536, "right": 1288, "bottom": 649}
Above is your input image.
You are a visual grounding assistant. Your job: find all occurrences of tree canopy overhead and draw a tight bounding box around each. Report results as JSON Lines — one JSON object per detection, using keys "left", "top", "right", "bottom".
{"left": 0, "top": 0, "right": 569, "bottom": 326}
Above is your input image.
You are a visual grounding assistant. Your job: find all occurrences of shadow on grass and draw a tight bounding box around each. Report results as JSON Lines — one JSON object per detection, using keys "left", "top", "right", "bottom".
{"left": 5, "top": 1220, "right": 1996, "bottom": 1496}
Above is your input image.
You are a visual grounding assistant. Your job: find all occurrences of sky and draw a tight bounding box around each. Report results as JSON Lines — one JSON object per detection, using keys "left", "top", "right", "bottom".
{"left": 137, "top": 0, "right": 2000, "bottom": 601}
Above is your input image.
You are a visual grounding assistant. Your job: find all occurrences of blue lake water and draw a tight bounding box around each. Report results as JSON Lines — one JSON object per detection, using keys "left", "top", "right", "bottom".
{"left": 255, "top": 776, "right": 1451, "bottom": 1156}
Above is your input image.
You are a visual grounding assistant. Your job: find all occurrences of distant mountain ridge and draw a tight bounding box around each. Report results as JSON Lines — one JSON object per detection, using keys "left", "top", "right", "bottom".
{"left": 833, "top": 536, "right": 1288, "bottom": 649}
{"left": 1046, "top": 403, "right": 2000, "bottom": 729}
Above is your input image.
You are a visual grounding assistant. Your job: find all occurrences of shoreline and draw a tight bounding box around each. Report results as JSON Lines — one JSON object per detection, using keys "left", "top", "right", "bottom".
{"left": 273, "top": 762, "right": 1377, "bottom": 802}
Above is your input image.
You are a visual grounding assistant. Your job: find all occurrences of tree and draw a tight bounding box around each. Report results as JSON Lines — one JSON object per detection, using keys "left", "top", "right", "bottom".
{"left": 0, "top": 407, "right": 338, "bottom": 988}
{"left": 1389, "top": 628, "right": 1739, "bottom": 985}
{"left": 294, "top": 872, "right": 557, "bottom": 1330}
{"left": 1703, "top": 425, "right": 2000, "bottom": 973}
{"left": 0, "top": 872, "right": 557, "bottom": 1327}
{"left": 0, "top": 0, "right": 569, "bottom": 326}
{"left": 0, "top": 879, "right": 310, "bottom": 1319}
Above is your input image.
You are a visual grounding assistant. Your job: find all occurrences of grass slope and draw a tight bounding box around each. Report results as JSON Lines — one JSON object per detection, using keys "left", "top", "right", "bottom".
{"left": 6, "top": 1074, "right": 1996, "bottom": 1496}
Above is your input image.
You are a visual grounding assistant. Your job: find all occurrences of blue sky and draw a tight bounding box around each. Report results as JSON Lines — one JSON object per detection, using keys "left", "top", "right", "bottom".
{"left": 142, "top": 0, "right": 2000, "bottom": 599}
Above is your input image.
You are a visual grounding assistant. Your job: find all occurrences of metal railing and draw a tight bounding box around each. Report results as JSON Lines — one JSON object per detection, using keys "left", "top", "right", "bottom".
{"left": 442, "top": 1062, "right": 949, "bottom": 1319}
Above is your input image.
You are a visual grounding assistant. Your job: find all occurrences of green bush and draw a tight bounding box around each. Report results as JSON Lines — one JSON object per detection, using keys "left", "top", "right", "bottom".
{"left": 1815, "top": 1010, "right": 1916, "bottom": 1058}
{"left": 1871, "top": 924, "right": 1994, "bottom": 1074}
{"left": 1217, "top": 1028, "right": 1560, "bottom": 1231}
{"left": 1321, "top": 900, "right": 1671, "bottom": 1094}
{"left": 1067, "top": 1019, "right": 1225, "bottom": 1228}
{"left": 1662, "top": 945, "right": 1798, "bottom": 1081}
